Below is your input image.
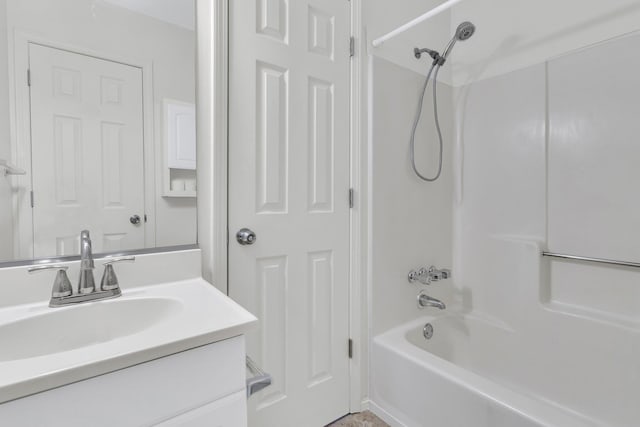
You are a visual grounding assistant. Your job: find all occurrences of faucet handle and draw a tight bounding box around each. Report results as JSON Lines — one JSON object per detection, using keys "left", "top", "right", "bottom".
{"left": 102, "top": 256, "right": 136, "bottom": 265}
{"left": 408, "top": 267, "right": 432, "bottom": 285}
{"left": 100, "top": 256, "right": 135, "bottom": 291}
{"left": 28, "top": 265, "right": 73, "bottom": 298}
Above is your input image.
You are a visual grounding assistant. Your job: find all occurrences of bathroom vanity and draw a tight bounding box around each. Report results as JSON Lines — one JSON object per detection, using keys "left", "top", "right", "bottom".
{"left": 0, "top": 249, "right": 257, "bottom": 426}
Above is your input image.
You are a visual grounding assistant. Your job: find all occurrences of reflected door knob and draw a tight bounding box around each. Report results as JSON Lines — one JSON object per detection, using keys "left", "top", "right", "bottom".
{"left": 130, "top": 215, "right": 141, "bottom": 225}
{"left": 236, "top": 228, "right": 257, "bottom": 245}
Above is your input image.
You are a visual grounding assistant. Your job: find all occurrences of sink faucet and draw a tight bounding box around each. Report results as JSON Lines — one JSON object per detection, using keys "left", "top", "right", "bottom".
{"left": 417, "top": 291, "right": 446, "bottom": 310}
{"left": 28, "top": 230, "right": 136, "bottom": 307}
{"left": 78, "top": 230, "right": 96, "bottom": 294}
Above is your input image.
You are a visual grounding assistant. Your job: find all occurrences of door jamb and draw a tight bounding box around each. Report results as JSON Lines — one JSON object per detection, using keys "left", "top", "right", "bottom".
{"left": 348, "top": 0, "right": 366, "bottom": 413}
{"left": 196, "top": 0, "right": 228, "bottom": 292}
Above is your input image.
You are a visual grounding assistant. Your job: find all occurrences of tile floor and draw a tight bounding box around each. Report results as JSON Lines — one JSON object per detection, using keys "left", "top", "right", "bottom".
{"left": 326, "top": 411, "right": 390, "bottom": 427}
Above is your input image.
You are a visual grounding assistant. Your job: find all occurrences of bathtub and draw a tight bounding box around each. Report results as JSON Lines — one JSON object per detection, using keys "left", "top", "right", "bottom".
{"left": 370, "top": 314, "right": 608, "bottom": 427}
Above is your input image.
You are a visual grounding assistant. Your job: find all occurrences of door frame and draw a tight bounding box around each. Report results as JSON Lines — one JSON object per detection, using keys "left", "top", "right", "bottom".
{"left": 196, "top": 0, "right": 367, "bottom": 412}
{"left": 9, "top": 31, "right": 157, "bottom": 259}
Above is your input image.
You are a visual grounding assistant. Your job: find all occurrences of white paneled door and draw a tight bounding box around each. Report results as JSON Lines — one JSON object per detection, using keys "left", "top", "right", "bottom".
{"left": 229, "top": 0, "right": 351, "bottom": 426}
{"left": 29, "top": 44, "right": 145, "bottom": 257}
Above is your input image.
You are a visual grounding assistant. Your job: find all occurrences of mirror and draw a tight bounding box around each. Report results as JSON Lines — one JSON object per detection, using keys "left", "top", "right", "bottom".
{"left": 0, "top": 0, "right": 197, "bottom": 264}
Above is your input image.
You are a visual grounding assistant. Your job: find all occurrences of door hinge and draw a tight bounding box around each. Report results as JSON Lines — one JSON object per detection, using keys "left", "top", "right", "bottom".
{"left": 348, "top": 188, "right": 354, "bottom": 209}
{"left": 27, "top": 69, "right": 31, "bottom": 87}
{"left": 348, "top": 338, "right": 353, "bottom": 359}
{"left": 349, "top": 36, "right": 355, "bottom": 57}
{"left": 30, "top": 191, "right": 34, "bottom": 208}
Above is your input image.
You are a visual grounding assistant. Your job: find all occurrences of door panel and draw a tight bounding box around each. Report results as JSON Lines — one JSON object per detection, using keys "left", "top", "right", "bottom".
{"left": 29, "top": 44, "right": 145, "bottom": 257}
{"left": 229, "top": 0, "right": 351, "bottom": 425}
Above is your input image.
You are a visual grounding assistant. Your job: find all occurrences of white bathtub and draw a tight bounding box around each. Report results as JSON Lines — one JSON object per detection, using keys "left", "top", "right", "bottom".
{"left": 370, "top": 314, "right": 610, "bottom": 427}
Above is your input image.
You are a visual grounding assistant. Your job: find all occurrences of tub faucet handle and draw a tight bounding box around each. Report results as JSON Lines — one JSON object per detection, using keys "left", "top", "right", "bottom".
{"left": 408, "top": 266, "right": 452, "bottom": 285}
{"left": 408, "top": 267, "right": 430, "bottom": 285}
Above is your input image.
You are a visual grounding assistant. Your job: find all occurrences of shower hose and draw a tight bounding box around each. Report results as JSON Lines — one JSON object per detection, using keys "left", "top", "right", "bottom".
{"left": 409, "top": 63, "right": 444, "bottom": 182}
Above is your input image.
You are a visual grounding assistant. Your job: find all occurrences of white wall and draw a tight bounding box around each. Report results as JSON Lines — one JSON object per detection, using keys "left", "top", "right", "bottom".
{"left": 0, "top": 0, "right": 12, "bottom": 261}
{"left": 362, "top": 2, "right": 455, "bottom": 406}
{"left": 365, "top": 0, "right": 640, "bottom": 88}
{"left": 3, "top": 0, "right": 196, "bottom": 255}
{"left": 450, "top": 0, "right": 640, "bottom": 86}
{"left": 370, "top": 56, "right": 454, "bottom": 335}
{"left": 452, "top": 32, "right": 640, "bottom": 425}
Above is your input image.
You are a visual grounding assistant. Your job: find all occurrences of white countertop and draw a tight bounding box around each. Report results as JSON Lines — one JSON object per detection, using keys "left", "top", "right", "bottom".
{"left": 0, "top": 278, "right": 257, "bottom": 404}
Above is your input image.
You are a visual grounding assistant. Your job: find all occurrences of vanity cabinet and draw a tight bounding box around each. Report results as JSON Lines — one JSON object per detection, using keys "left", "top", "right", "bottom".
{"left": 0, "top": 336, "right": 247, "bottom": 427}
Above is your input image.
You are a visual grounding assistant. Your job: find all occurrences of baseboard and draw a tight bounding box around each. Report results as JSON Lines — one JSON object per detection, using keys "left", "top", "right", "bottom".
{"left": 369, "top": 401, "right": 407, "bottom": 427}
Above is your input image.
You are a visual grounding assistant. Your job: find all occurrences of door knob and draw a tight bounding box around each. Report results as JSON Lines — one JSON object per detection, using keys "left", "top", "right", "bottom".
{"left": 130, "top": 215, "right": 141, "bottom": 225}
{"left": 236, "top": 228, "right": 257, "bottom": 245}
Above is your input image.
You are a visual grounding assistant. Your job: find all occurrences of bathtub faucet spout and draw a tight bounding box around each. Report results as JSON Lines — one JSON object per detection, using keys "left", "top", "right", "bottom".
{"left": 417, "top": 291, "right": 446, "bottom": 310}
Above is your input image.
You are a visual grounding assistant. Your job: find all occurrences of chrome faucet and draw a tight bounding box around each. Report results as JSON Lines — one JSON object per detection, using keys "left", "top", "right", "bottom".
{"left": 78, "top": 230, "right": 96, "bottom": 294}
{"left": 408, "top": 266, "right": 452, "bottom": 285}
{"left": 28, "top": 230, "right": 135, "bottom": 308}
{"left": 417, "top": 291, "right": 446, "bottom": 310}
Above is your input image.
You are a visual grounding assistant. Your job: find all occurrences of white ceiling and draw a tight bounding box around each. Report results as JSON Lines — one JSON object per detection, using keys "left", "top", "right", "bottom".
{"left": 103, "top": 0, "right": 195, "bottom": 31}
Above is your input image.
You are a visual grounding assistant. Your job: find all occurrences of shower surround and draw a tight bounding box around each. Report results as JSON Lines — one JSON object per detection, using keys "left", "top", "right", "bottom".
{"left": 368, "top": 27, "right": 640, "bottom": 427}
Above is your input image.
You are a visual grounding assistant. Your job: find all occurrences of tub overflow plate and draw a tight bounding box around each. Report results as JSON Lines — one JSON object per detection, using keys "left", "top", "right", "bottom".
{"left": 423, "top": 323, "right": 434, "bottom": 340}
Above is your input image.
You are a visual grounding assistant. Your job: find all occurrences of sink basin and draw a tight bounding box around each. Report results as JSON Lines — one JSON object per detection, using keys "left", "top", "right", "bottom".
{"left": 0, "top": 297, "right": 182, "bottom": 362}
{"left": 0, "top": 276, "right": 257, "bottom": 405}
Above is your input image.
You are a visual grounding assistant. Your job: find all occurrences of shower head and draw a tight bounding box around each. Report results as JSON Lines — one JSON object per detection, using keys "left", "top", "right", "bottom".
{"left": 455, "top": 21, "right": 476, "bottom": 41}
{"left": 443, "top": 21, "right": 476, "bottom": 59}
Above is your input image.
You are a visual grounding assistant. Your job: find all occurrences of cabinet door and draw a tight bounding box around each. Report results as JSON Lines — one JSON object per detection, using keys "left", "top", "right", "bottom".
{"left": 155, "top": 391, "right": 247, "bottom": 427}
{"left": 0, "top": 337, "right": 245, "bottom": 427}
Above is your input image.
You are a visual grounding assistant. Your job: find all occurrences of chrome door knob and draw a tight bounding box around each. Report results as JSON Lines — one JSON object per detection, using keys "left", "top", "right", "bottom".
{"left": 236, "top": 228, "right": 257, "bottom": 245}
{"left": 130, "top": 215, "right": 141, "bottom": 225}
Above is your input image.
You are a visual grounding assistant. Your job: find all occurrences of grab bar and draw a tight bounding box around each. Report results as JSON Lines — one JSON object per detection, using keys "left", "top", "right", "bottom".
{"left": 246, "top": 356, "right": 272, "bottom": 398}
{"left": 542, "top": 251, "right": 640, "bottom": 269}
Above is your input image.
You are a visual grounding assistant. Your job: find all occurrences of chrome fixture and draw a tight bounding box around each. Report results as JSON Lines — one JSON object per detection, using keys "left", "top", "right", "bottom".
{"left": 101, "top": 256, "right": 136, "bottom": 291}
{"left": 0, "top": 159, "right": 26, "bottom": 176}
{"left": 412, "top": 22, "right": 475, "bottom": 66}
{"left": 423, "top": 323, "right": 434, "bottom": 339}
{"left": 28, "top": 265, "right": 73, "bottom": 298}
{"left": 246, "top": 356, "right": 272, "bottom": 398}
{"left": 78, "top": 230, "right": 96, "bottom": 294}
{"left": 443, "top": 21, "right": 476, "bottom": 60}
{"left": 408, "top": 266, "right": 452, "bottom": 285}
{"left": 542, "top": 251, "right": 640, "bottom": 269}
{"left": 417, "top": 291, "right": 446, "bottom": 310}
{"left": 236, "top": 228, "right": 257, "bottom": 245}
{"left": 410, "top": 21, "right": 476, "bottom": 182}
{"left": 29, "top": 230, "right": 135, "bottom": 307}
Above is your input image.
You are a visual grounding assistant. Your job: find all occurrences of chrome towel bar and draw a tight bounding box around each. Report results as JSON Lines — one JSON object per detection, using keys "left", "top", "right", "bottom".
{"left": 542, "top": 252, "right": 640, "bottom": 269}
{"left": 246, "top": 356, "right": 272, "bottom": 398}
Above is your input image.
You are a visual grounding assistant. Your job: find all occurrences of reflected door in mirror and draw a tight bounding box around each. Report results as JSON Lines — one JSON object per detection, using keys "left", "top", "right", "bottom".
{"left": 29, "top": 44, "right": 145, "bottom": 257}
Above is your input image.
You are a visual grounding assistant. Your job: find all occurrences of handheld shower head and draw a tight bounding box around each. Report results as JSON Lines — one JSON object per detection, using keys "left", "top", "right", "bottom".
{"left": 443, "top": 21, "right": 476, "bottom": 59}
{"left": 455, "top": 21, "right": 476, "bottom": 41}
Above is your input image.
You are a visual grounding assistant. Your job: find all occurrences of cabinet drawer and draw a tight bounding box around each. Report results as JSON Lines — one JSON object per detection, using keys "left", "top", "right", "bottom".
{"left": 0, "top": 336, "right": 245, "bottom": 427}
